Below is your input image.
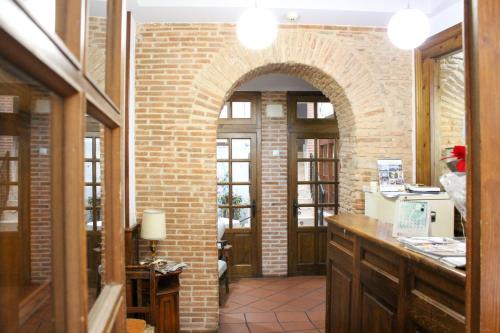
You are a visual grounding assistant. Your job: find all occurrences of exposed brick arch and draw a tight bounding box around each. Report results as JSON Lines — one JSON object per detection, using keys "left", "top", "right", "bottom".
{"left": 135, "top": 23, "right": 412, "bottom": 331}
{"left": 191, "top": 33, "right": 388, "bottom": 213}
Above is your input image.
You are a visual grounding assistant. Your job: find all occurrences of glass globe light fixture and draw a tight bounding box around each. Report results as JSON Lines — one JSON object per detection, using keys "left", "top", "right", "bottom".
{"left": 236, "top": 7, "right": 278, "bottom": 50}
{"left": 387, "top": 8, "right": 430, "bottom": 50}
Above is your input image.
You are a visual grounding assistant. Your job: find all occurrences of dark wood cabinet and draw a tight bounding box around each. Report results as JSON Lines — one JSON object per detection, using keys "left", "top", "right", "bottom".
{"left": 126, "top": 266, "right": 181, "bottom": 333}
{"left": 326, "top": 215, "right": 465, "bottom": 333}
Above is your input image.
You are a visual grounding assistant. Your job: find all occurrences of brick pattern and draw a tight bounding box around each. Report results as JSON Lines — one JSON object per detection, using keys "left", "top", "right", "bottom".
{"left": 260, "top": 92, "right": 288, "bottom": 276}
{"left": 30, "top": 111, "right": 52, "bottom": 282}
{"left": 434, "top": 51, "right": 465, "bottom": 184}
{"left": 134, "top": 23, "right": 413, "bottom": 331}
{"left": 87, "top": 16, "right": 107, "bottom": 91}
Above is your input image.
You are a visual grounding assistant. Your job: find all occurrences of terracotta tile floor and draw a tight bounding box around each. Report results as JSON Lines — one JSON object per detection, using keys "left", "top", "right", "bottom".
{"left": 219, "top": 276, "right": 326, "bottom": 333}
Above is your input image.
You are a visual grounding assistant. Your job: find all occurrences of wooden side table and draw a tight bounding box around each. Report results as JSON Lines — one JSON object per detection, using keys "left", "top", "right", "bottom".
{"left": 125, "top": 265, "right": 182, "bottom": 333}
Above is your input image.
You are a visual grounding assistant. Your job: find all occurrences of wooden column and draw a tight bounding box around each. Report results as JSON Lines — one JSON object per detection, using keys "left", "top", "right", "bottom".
{"left": 465, "top": 0, "right": 500, "bottom": 331}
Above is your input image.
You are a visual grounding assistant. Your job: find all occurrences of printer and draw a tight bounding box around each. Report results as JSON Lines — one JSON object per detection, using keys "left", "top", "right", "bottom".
{"left": 364, "top": 191, "right": 455, "bottom": 237}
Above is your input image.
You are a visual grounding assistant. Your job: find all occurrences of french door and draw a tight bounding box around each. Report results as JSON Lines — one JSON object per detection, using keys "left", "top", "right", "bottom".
{"left": 217, "top": 132, "right": 259, "bottom": 278}
{"left": 289, "top": 133, "right": 339, "bottom": 275}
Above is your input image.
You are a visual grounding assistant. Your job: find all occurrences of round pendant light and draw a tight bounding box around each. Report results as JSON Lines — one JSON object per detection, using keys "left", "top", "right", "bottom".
{"left": 387, "top": 8, "right": 430, "bottom": 50}
{"left": 237, "top": 7, "right": 278, "bottom": 50}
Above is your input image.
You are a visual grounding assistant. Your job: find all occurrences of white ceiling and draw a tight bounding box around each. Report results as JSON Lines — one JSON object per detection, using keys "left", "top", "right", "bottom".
{"left": 120, "top": 0, "right": 462, "bottom": 33}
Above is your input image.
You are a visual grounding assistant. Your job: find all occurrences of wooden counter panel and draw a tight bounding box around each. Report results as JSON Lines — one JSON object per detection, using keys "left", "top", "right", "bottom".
{"left": 326, "top": 214, "right": 466, "bottom": 333}
{"left": 409, "top": 263, "right": 465, "bottom": 316}
{"left": 328, "top": 224, "right": 354, "bottom": 253}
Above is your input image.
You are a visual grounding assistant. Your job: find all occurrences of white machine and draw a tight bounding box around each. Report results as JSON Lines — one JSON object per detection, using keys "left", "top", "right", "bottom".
{"left": 364, "top": 191, "right": 455, "bottom": 237}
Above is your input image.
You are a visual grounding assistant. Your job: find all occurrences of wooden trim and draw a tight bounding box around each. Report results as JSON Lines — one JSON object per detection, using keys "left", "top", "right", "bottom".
{"left": 0, "top": 0, "right": 121, "bottom": 125}
{"left": 465, "top": 0, "right": 500, "bottom": 331}
{"left": 287, "top": 92, "right": 339, "bottom": 134}
{"left": 56, "top": 0, "right": 86, "bottom": 61}
{"left": 414, "top": 23, "right": 463, "bottom": 184}
{"left": 88, "top": 284, "right": 123, "bottom": 333}
{"left": 105, "top": 0, "right": 127, "bottom": 109}
{"left": 62, "top": 93, "right": 88, "bottom": 331}
{"left": 51, "top": 96, "right": 66, "bottom": 332}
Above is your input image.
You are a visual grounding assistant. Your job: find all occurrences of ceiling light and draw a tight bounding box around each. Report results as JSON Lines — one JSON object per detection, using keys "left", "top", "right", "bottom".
{"left": 237, "top": 7, "right": 278, "bottom": 50}
{"left": 387, "top": 8, "right": 430, "bottom": 50}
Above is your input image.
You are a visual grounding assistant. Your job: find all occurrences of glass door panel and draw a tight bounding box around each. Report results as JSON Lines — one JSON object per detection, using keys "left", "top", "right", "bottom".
{"left": 290, "top": 135, "right": 339, "bottom": 275}
{"left": 216, "top": 133, "right": 258, "bottom": 277}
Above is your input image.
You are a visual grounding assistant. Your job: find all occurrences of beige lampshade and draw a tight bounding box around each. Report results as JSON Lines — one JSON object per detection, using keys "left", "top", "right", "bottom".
{"left": 141, "top": 209, "right": 166, "bottom": 240}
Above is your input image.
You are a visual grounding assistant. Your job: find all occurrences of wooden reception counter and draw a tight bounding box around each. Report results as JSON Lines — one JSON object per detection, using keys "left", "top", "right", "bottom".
{"left": 325, "top": 214, "right": 465, "bottom": 333}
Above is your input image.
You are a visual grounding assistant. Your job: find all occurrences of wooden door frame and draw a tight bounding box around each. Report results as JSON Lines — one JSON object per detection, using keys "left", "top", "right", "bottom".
{"left": 217, "top": 91, "right": 262, "bottom": 277}
{"left": 415, "top": 23, "right": 463, "bottom": 185}
{"left": 287, "top": 92, "right": 339, "bottom": 276}
{"left": 0, "top": 0, "right": 127, "bottom": 331}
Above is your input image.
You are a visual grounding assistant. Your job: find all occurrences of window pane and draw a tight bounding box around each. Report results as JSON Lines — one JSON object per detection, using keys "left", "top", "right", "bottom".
{"left": 85, "top": 138, "right": 93, "bottom": 158}
{"left": 317, "top": 160, "right": 335, "bottom": 182}
{"left": 0, "top": 96, "right": 16, "bottom": 113}
{"left": 85, "top": 114, "right": 105, "bottom": 311}
{"left": 219, "top": 104, "right": 228, "bottom": 118}
{"left": 297, "top": 139, "right": 315, "bottom": 159}
{"left": 232, "top": 102, "right": 251, "bottom": 118}
{"left": 85, "top": 186, "right": 93, "bottom": 207}
{"left": 86, "top": 0, "right": 108, "bottom": 91}
{"left": 318, "top": 184, "right": 335, "bottom": 204}
{"left": 297, "top": 102, "right": 314, "bottom": 119}
{"left": 297, "top": 161, "right": 313, "bottom": 182}
{"left": 232, "top": 162, "right": 249, "bottom": 182}
{"left": 298, "top": 207, "right": 314, "bottom": 227}
{"left": 0, "top": 210, "right": 18, "bottom": 231}
{"left": 318, "top": 206, "right": 336, "bottom": 227}
{"left": 298, "top": 184, "right": 315, "bottom": 205}
{"left": 217, "top": 185, "right": 229, "bottom": 205}
{"left": 95, "top": 138, "right": 101, "bottom": 157}
{"left": 317, "top": 102, "right": 334, "bottom": 119}
{"left": 9, "top": 160, "right": 18, "bottom": 182}
{"left": 217, "top": 162, "right": 229, "bottom": 183}
{"left": 232, "top": 208, "right": 251, "bottom": 228}
{"left": 232, "top": 139, "right": 251, "bottom": 159}
{"left": 216, "top": 139, "right": 229, "bottom": 160}
{"left": 85, "top": 162, "right": 93, "bottom": 182}
{"left": 96, "top": 162, "right": 101, "bottom": 183}
{"left": 0, "top": 136, "right": 19, "bottom": 157}
{"left": 218, "top": 208, "right": 230, "bottom": 229}
{"left": 0, "top": 58, "right": 54, "bottom": 331}
{"left": 232, "top": 185, "right": 250, "bottom": 205}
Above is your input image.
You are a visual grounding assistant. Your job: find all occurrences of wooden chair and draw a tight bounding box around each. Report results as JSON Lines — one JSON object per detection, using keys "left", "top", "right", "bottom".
{"left": 217, "top": 240, "right": 232, "bottom": 305}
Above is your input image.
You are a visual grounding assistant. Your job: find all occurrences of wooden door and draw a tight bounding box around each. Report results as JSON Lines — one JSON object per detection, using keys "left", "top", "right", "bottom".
{"left": 217, "top": 132, "right": 259, "bottom": 278}
{"left": 289, "top": 134, "right": 339, "bottom": 275}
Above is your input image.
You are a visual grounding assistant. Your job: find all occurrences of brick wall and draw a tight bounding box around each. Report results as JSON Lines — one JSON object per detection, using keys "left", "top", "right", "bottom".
{"left": 434, "top": 51, "right": 465, "bottom": 184}
{"left": 134, "top": 23, "right": 413, "bottom": 331}
{"left": 260, "top": 92, "right": 288, "bottom": 276}
{"left": 30, "top": 110, "right": 52, "bottom": 282}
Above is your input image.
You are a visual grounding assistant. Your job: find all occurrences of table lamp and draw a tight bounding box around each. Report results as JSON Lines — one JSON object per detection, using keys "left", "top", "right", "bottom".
{"left": 141, "top": 209, "right": 166, "bottom": 261}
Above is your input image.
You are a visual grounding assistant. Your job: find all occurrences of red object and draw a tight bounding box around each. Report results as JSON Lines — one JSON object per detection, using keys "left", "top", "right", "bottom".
{"left": 442, "top": 145, "right": 466, "bottom": 172}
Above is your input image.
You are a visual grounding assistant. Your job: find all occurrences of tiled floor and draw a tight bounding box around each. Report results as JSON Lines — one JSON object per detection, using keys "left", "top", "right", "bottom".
{"left": 219, "top": 275, "right": 326, "bottom": 333}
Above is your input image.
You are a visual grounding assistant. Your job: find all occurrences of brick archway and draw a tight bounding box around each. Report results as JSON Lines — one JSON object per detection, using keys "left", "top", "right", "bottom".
{"left": 191, "top": 33, "right": 388, "bottom": 213}
{"left": 135, "top": 24, "right": 413, "bottom": 331}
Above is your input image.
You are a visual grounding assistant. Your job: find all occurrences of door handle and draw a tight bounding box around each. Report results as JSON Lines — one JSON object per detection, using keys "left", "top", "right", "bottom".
{"left": 293, "top": 199, "right": 299, "bottom": 217}
{"left": 251, "top": 200, "right": 256, "bottom": 218}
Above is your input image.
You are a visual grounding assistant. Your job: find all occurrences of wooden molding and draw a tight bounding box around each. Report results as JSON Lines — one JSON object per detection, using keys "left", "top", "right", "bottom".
{"left": 414, "top": 23, "right": 463, "bottom": 185}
